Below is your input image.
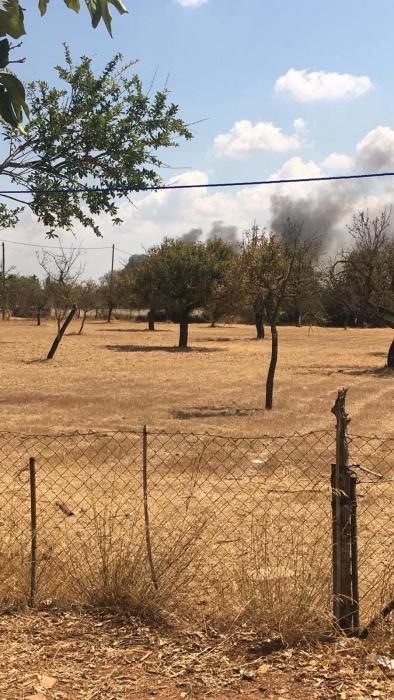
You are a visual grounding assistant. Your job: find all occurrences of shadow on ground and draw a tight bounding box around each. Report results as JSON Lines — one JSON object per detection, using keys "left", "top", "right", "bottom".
{"left": 337, "top": 366, "right": 393, "bottom": 378}
{"left": 200, "top": 337, "right": 232, "bottom": 343}
{"left": 296, "top": 364, "right": 392, "bottom": 378}
{"left": 22, "top": 358, "right": 47, "bottom": 365}
{"left": 105, "top": 344, "right": 223, "bottom": 353}
{"left": 97, "top": 328, "right": 171, "bottom": 333}
{"left": 173, "top": 405, "right": 265, "bottom": 419}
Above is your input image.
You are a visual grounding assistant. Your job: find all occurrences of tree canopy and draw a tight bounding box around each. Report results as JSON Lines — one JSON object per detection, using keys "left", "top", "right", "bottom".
{"left": 0, "top": 48, "right": 192, "bottom": 235}
{"left": 134, "top": 238, "right": 233, "bottom": 347}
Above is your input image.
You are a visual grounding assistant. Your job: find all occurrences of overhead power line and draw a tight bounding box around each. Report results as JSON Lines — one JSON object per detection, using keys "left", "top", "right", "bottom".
{"left": 0, "top": 240, "right": 134, "bottom": 262}
{"left": 1, "top": 170, "right": 394, "bottom": 196}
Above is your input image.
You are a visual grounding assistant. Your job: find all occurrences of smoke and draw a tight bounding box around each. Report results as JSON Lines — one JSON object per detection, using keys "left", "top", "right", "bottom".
{"left": 270, "top": 180, "right": 367, "bottom": 255}
{"left": 179, "top": 221, "right": 239, "bottom": 245}
{"left": 270, "top": 127, "right": 394, "bottom": 255}
{"left": 180, "top": 227, "right": 203, "bottom": 243}
{"left": 207, "top": 220, "right": 238, "bottom": 244}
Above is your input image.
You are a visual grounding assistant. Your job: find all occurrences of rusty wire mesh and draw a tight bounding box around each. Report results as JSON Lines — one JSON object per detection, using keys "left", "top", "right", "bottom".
{"left": 0, "top": 427, "right": 391, "bottom": 626}
{"left": 347, "top": 434, "right": 394, "bottom": 620}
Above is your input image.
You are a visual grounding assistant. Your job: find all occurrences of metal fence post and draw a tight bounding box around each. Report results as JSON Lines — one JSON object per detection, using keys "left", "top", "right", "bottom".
{"left": 142, "top": 426, "right": 158, "bottom": 590}
{"left": 349, "top": 474, "right": 360, "bottom": 630}
{"left": 29, "top": 456, "right": 37, "bottom": 607}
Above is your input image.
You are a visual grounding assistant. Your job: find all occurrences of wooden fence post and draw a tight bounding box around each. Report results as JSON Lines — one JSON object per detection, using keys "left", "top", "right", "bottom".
{"left": 29, "top": 457, "right": 37, "bottom": 607}
{"left": 331, "top": 388, "right": 359, "bottom": 633}
{"left": 142, "top": 426, "right": 158, "bottom": 590}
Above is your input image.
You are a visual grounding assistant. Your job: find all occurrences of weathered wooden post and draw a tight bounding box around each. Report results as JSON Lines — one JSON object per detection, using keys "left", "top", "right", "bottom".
{"left": 331, "top": 388, "right": 359, "bottom": 633}
{"left": 142, "top": 426, "right": 158, "bottom": 590}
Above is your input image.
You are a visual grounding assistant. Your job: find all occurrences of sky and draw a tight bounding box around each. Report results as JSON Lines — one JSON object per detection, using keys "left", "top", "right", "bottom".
{"left": 4, "top": 0, "right": 394, "bottom": 279}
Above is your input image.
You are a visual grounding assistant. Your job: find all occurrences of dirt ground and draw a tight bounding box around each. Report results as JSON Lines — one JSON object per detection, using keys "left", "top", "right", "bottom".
{"left": 0, "top": 319, "right": 392, "bottom": 435}
{"left": 0, "top": 610, "right": 392, "bottom": 700}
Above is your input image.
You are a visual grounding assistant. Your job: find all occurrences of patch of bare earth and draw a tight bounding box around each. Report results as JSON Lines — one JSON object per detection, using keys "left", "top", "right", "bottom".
{"left": 0, "top": 611, "right": 392, "bottom": 699}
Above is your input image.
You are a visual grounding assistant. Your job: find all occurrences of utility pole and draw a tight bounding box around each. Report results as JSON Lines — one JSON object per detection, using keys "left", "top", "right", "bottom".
{"left": 2, "top": 242, "right": 5, "bottom": 321}
{"left": 107, "top": 243, "right": 115, "bottom": 323}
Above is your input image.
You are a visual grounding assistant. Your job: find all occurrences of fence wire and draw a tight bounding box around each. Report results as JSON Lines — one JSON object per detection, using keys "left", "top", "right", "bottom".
{"left": 0, "top": 428, "right": 391, "bottom": 625}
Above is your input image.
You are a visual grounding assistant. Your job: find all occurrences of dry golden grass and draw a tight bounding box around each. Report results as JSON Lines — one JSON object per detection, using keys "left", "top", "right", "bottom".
{"left": 0, "top": 318, "right": 392, "bottom": 645}
{"left": 0, "top": 318, "right": 392, "bottom": 434}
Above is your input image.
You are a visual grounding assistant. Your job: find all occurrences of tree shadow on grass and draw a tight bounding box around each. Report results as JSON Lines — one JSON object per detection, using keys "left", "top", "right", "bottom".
{"left": 105, "top": 344, "right": 223, "bottom": 353}
{"left": 97, "top": 327, "right": 171, "bottom": 333}
{"left": 199, "top": 337, "right": 232, "bottom": 343}
{"left": 22, "top": 358, "right": 48, "bottom": 365}
{"left": 173, "top": 405, "right": 265, "bottom": 419}
{"left": 337, "top": 367, "right": 393, "bottom": 378}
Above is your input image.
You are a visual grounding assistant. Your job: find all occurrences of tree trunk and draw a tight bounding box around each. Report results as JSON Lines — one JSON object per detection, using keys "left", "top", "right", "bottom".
{"left": 78, "top": 310, "right": 87, "bottom": 335}
{"left": 148, "top": 309, "right": 155, "bottom": 331}
{"left": 36, "top": 307, "right": 41, "bottom": 326}
{"left": 255, "top": 310, "right": 265, "bottom": 339}
{"left": 107, "top": 303, "right": 113, "bottom": 323}
{"left": 47, "top": 305, "right": 77, "bottom": 360}
{"left": 388, "top": 339, "right": 394, "bottom": 368}
{"left": 265, "top": 323, "right": 278, "bottom": 410}
{"left": 178, "top": 309, "right": 189, "bottom": 348}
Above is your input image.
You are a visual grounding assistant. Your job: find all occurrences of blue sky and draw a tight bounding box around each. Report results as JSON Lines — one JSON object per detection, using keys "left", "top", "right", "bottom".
{"left": 6, "top": 0, "right": 394, "bottom": 278}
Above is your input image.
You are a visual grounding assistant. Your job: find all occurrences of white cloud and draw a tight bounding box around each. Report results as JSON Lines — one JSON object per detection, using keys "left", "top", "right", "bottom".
{"left": 275, "top": 68, "right": 373, "bottom": 102}
{"left": 116, "top": 170, "right": 272, "bottom": 243}
{"left": 269, "top": 157, "right": 323, "bottom": 201}
{"left": 175, "top": 0, "right": 207, "bottom": 7}
{"left": 321, "top": 153, "right": 354, "bottom": 171}
{"left": 10, "top": 122, "right": 394, "bottom": 279}
{"left": 270, "top": 156, "right": 321, "bottom": 181}
{"left": 213, "top": 118, "right": 304, "bottom": 158}
{"left": 356, "top": 126, "right": 394, "bottom": 171}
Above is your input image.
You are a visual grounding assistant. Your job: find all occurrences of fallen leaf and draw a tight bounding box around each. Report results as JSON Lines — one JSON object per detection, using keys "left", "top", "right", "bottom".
{"left": 27, "top": 695, "right": 48, "bottom": 700}
{"left": 257, "top": 663, "right": 270, "bottom": 675}
{"left": 40, "top": 676, "right": 57, "bottom": 689}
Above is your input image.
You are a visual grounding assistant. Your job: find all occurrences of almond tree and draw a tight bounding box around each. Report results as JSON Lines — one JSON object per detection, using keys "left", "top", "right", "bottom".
{"left": 38, "top": 244, "right": 83, "bottom": 359}
{"left": 241, "top": 222, "right": 310, "bottom": 409}
{"left": 0, "top": 48, "right": 191, "bottom": 236}
{"left": 75, "top": 280, "right": 99, "bottom": 335}
{"left": 135, "top": 238, "right": 232, "bottom": 348}
{"left": 328, "top": 210, "right": 394, "bottom": 366}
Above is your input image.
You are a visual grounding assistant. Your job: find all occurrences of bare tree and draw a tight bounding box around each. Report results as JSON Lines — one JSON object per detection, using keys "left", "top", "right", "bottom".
{"left": 329, "top": 209, "right": 394, "bottom": 364}
{"left": 75, "top": 281, "right": 99, "bottom": 335}
{"left": 241, "top": 221, "right": 311, "bottom": 409}
{"left": 38, "top": 245, "right": 84, "bottom": 360}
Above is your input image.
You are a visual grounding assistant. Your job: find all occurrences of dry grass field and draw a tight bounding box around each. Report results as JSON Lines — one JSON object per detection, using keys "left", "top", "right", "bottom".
{"left": 0, "top": 318, "right": 392, "bottom": 434}
{"left": 0, "top": 319, "right": 392, "bottom": 698}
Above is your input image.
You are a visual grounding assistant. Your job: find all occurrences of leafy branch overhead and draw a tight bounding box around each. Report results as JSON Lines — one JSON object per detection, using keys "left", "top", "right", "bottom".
{"left": 0, "top": 0, "right": 128, "bottom": 128}
{"left": 0, "top": 49, "right": 192, "bottom": 236}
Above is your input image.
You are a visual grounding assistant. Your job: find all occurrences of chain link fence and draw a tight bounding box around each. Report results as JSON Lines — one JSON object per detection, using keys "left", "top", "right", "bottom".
{"left": 0, "top": 426, "right": 392, "bottom": 630}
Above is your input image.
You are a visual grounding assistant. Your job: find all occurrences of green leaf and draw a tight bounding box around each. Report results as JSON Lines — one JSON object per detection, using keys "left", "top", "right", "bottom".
{"left": 38, "top": 0, "right": 49, "bottom": 16}
{"left": 85, "top": 0, "right": 127, "bottom": 36}
{"left": 108, "top": 0, "right": 127, "bottom": 17}
{"left": 0, "top": 38, "right": 10, "bottom": 68}
{"left": 0, "top": 0, "right": 25, "bottom": 39}
{"left": 40, "top": 1, "right": 81, "bottom": 17}
{"left": 0, "top": 70, "right": 29, "bottom": 128}
{"left": 64, "top": 0, "right": 81, "bottom": 12}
